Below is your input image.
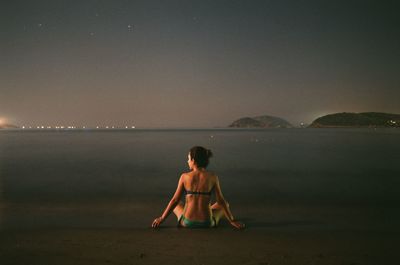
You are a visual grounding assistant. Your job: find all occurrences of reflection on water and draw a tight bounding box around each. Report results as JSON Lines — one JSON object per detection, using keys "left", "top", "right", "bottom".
{"left": 0, "top": 129, "right": 399, "bottom": 230}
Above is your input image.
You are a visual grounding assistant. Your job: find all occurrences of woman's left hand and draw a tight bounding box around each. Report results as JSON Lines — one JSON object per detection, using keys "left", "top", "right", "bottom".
{"left": 151, "top": 217, "right": 164, "bottom": 228}
{"left": 230, "top": 220, "right": 245, "bottom": 230}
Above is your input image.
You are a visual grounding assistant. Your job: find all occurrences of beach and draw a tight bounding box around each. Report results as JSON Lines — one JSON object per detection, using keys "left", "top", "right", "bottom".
{"left": 0, "top": 129, "right": 399, "bottom": 264}
{"left": 1, "top": 227, "right": 397, "bottom": 265}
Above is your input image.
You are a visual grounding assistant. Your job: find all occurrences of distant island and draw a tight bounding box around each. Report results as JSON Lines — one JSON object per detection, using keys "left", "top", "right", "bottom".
{"left": 229, "top": 115, "right": 293, "bottom": 128}
{"left": 0, "top": 123, "right": 19, "bottom": 129}
{"left": 309, "top": 112, "right": 400, "bottom": 128}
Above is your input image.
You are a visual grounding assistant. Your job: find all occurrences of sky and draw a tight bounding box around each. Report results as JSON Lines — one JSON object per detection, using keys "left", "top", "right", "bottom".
{"left": 1, "top": 0, "right": 399, "bottom": 128}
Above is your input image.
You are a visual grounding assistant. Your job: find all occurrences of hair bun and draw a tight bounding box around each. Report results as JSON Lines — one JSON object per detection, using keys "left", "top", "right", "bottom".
{"left": 189, "top": 146, "right": 212, "bottom": 168}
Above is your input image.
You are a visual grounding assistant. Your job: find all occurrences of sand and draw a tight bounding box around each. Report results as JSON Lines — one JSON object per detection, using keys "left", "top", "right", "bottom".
{"left": 1, "top": 216, "right": 398, "bottom": 265}
{"left": 1, "top": 200, "right": 399, "bottom": 264}
{"left": 1, "top": 197, "right": 399, "bottom": 265}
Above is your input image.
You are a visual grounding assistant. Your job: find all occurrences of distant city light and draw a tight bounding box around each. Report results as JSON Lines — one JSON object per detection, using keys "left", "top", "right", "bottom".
{"left": 13, "top": 123, "right": 137, "bottom": 130}
{"left": 0, "top": 117, "right": 8, "bottom": 125}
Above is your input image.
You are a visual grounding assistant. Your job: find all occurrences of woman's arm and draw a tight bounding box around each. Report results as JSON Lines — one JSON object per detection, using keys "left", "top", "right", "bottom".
{"left": 214, "top": 176, "right": 245, "bottom": 229}
{"left": 152, "top": 174, "right": 185, "bottom": 228}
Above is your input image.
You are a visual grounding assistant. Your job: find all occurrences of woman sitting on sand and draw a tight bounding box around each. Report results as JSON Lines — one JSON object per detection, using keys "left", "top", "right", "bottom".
{"left": 152, "top": 146, "right": 245, "bottom": 229}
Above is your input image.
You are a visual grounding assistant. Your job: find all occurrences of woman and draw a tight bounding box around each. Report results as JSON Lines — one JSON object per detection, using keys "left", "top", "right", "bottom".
{"left": 151, "top": 146, "right": 245, "bottom": 229}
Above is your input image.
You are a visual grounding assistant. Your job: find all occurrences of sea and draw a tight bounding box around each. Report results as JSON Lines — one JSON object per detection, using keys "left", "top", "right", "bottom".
{"left": 0, "top": 128, "right": 399, "bottom": 231}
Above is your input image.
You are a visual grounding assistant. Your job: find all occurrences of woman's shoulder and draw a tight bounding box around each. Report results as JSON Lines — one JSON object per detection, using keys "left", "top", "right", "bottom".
{"left": 180, "top": 171, "right": 195, "bottom": 180}
{"left": 180, "top": 170, "right": 217, "bottom": 178}
{"left": 180, "top": 171, "right": 192, "bottom": 177}
{"left": 202, "top": 170, "right": 218, "bottom": 182}
{"left": 206, "top": 170, "right": 217, "bottom": 178}
{"left": 179, "top": 172, "right": 190, "bottom": 181}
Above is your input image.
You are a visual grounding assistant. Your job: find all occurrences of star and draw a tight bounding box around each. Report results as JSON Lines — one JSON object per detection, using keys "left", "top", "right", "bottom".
{"left": 127, "top": 24, "right": 134, "bottom": 31}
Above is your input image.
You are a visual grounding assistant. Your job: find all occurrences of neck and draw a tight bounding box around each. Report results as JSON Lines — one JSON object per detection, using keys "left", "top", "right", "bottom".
{"left": 192, "top": 166, "right": 204, "bottom": 172}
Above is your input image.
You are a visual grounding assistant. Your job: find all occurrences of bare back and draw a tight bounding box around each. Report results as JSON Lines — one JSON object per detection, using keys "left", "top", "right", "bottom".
{"left": 182, "top": 169, "right": 216, "bottom": 221}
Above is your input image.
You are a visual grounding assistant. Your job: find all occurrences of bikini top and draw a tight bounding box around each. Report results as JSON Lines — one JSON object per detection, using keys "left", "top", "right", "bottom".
{"left": 184, "top": 186, "right": 214, "bottom": 196}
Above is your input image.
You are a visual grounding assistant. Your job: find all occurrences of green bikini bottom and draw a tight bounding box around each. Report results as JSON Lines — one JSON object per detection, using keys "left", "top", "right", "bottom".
{"left": 178, "top": 215, "right": 216, "bottom": 228}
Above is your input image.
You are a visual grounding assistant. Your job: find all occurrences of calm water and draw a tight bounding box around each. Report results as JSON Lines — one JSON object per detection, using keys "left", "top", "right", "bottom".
{"left": 0, "top": 129, "right": 399, "bottom": 230}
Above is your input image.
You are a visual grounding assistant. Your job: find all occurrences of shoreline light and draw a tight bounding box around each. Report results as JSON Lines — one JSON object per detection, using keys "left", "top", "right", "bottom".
{"left": 18, "top": 123, "right": 137, "bottom": 130}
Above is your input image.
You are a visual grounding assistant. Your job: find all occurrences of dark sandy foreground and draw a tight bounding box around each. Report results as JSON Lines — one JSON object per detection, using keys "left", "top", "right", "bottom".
{"left": 0, "top": 202, "right": 399, "bottom": 265}
{"left": 0, "top": 226, "right": 398, "bottom": 265}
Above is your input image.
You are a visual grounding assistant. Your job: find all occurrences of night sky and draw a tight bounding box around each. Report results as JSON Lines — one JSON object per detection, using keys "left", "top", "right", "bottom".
{"left": 1, "top": 0, "right": 399, "bottom": 128}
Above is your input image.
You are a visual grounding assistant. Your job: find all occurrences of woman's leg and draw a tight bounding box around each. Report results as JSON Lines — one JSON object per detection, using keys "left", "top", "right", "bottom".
{"left": 173, "top": 201, "right": 184, "bottom": 221}
{"left": 211, "top": 201, "right": 230, "bottom": 226}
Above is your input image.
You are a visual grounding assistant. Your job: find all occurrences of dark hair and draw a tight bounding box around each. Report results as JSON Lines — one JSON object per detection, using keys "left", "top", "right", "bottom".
{"left": 189, "top": 146, "right": 213, "bottom": 168}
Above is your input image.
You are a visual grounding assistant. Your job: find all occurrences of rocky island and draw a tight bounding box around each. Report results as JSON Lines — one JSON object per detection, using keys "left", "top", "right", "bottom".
{"left": 309, "top": 112, "right": 400, "bottom": 128}
{"left": 229, "top": 115, "right": 293, "bottom": 128}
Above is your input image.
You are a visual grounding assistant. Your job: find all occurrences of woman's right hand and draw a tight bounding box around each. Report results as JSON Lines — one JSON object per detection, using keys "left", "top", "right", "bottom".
{"left": 151, "top": 217, "right": 164, "bottom": 228}
{"left": 230, "top": 220, "right": 245, "bottom": 229}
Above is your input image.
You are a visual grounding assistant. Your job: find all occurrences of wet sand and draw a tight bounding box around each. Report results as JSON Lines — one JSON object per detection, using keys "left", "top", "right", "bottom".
{"left": 1, "top": 200, "right": 399, "bottom": 265}
{"left": 0, "top": 227, "right": 397, "bottom": 265}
